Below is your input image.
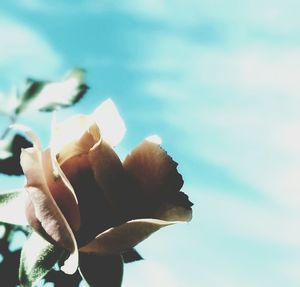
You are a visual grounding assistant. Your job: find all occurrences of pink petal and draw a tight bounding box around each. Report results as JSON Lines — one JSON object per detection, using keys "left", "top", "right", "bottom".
{"left": 92, "top": 99, "right": 126, "bottom": 147}
{"left": 79, "top": 219, "right": 173, "bottom": 255}
{"left": 20, "top": 147, "right": 77, "bottom": 254}
{"left": 88, "top": 140, "right": 134, "bottom": 219}
{"left": 43, "top": 149, "right": 81, "bottom": 232}
{"left": 51, "top": 115, "right": 100, "bottom": 165}
{"left": 153, "top": 192, "right": 193, "bottom": 222}
{"left": 123, "top": 140, "right": 192, "bottom": 221}
{"left": 124, "top": 140, "right": 183, "bottom": 196}
{"left": 60, "top": 152, "right": 121, "bottom": 245}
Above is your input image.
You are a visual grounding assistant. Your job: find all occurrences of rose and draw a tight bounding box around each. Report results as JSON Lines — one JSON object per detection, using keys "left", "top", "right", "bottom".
{"left": 0, "top": 99, "right": 193, "bottom": 286}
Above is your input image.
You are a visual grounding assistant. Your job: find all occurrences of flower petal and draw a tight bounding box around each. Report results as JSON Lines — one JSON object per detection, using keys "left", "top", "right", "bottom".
{"left": 79, "top": 253, "right": 123, "bottom": 287}
{"left": 19, "top": 232, "right": 64, "bottom": 287}
{"left": 50, "top": 115, "right": 79, "bottom": 205}
{"left": 124, "top": 140, "right": 183, "bottom": 197}
{"left": 92, "top": 99, "right": 126, "bottom": 147}
{"left": 60, "top": 153, "right": 121, "bottom": 246}
{"left": 10, "top": 124, "right": 42, "bottom": 150}
{"left": 20, "top": 146, "right": 79, "bottom": 273}
{"left": 43, "top": 148, "right": 81, "bottom": 232}
{"left": 51, "top": 98, "right": 125, "bottom": 165}
{"left": 79, "top": 219, "right": 174, "bottom": 255}
{"left": 123, "top": 140, "right": 192, "bottom": 220}
{"left": 88, "top": 140, "right": 135, "bottom": 219}
{"left": 51, "top": 114, "right": 100, "bottom": 165}
{"left": 153, "top": 192, "right": 193, "bottom": 222}
{"left": 0, "top": 189, "right": 28, "bottom": 225}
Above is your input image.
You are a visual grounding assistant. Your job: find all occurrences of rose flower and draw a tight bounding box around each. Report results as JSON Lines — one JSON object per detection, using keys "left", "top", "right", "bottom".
{"left": 0, "top": 99, "right": 193, "bottom": 286}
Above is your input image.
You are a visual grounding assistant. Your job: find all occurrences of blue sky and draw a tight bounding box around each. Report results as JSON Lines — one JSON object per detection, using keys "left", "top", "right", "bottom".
{"left": 1, "top": 1, "right": 300, "bottom": 286}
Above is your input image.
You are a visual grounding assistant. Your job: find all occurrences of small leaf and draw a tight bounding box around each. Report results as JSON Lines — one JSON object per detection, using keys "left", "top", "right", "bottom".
{"left": 122, "top": 248, "right": 143, "bottom": 263}
{"left": 79, "top": 253, "right": 123, "bottom": 287}
{"left": 15, "top": 80, "right": 45, "bottom": 114}
{"left": 19, "top": 232, "right": 64, "bottom": 287}
{"left": 0, "top": 134, "right": 32, "bottom": 175}
{"left": 15, "top": 68, "right": 88, "bottom": 114}
{"left": 0, "top": 189, "right": 28, "bottom": 225}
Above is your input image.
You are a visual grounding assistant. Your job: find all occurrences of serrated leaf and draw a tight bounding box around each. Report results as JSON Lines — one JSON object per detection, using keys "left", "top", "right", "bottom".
{"left": 19, "top": 232, "right": 64, "bottom": 287}
{"left": 15, "top": 68, "right": 88, "bottom": 114}
{"left": 79, "top": 253, "right": 123, "bottom": 287}
{"left": 0, "top": 134, "right": 32, "bottom": 175}
{"left": 0, "top": 189, "right": 28, "bottom": 225}
{"left": 122, "top": 248, "right": 143, "bottom": 263}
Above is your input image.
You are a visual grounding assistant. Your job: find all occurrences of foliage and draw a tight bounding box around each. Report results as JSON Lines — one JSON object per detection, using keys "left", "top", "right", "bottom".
{"left": 0, "top": 69, "right": 142, "bottom": 286}
{"left": 0, "top": 68, "right": 89, "bottom": 286}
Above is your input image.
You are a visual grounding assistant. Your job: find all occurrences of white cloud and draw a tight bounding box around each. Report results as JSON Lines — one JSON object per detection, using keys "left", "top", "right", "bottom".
{"left": 123, "top": 261, "right": 181, "bottom": 287}
{"left": 0, "top": 15, "right": 62, "bottom": 88}
{"left": 15, "top": 0, "right": 115, "bottom": 14}
{"left": 279, "top": 262, "right": 300, "bottom": 287}
{"left": 121, "top": 0, "right": 300, "bottom": 31}
{"left": 135, "top": 33, "right": 300, "bottom": 209}
{"left": 196, "top": 187, "right": 300, "bottom": 247}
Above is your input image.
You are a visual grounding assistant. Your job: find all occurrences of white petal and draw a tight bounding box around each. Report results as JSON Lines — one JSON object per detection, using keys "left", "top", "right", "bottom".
{"left": 50, "top": 113, "right": 94, "bottom": 156}
{"left": 49, "top": 117, "right": 78, "bottom": 204}
{"left": 10, "top": 124, "right": 42, "bottom": 150}
{"left": 145, "top": 135, "right": 162, "bottom": 145}
{"left": 20, "top": 147, "right": 79, "bottom": 273}
{"left": 79, "top": 218, "right": 177, "bottom": 255}
{"left": 92, "top": 99, "right": 126, "bottom": 146}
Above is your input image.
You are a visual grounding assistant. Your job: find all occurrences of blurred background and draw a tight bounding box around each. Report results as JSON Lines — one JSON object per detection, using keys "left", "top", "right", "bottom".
{"left": 0, "top": 0, "right": 300, "bottom": 286}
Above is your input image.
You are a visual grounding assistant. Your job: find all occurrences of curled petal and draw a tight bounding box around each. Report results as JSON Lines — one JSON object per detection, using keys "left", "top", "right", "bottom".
{"left": 61, "top": 153, "right": 121, "bottom": 246}
{"left": 50, "top": 114, "right": 79, "bottom": 204}
{"left": 124, "top": 140, "right": 183, "bottom": 197}
{"left": 123, "top": 140, "right": 192, "bottom": 219}
{"left": 153, "top": 193, "right": 193, "bottom": 222}
{"left": 61, "top": 247, "right": 79, "bottom": 275}
{"left": 145, "top": 134, "right": 162, "bottom": 145}
{"left": 51, "top": 114, "right": 100, "bottom": 165}
{"left": 88, "top": 140, "right": 134, "bottom": 219}
{"left": 43, "top": 149, "right": 81, "bottom": 232}
{"left": 20, "top": 147, "right": 78, "bottom": 274}
{"left": 92, "top": 99, "right": 126, "bottom": 147}
{"left": 10, "top": 124, "right": 42, "bottom": 150}
{"left": 51, "top": 98, "right": 125, "bottom": 165}
{"left": 79, "top": 219, "right": 175, "bottom": 255}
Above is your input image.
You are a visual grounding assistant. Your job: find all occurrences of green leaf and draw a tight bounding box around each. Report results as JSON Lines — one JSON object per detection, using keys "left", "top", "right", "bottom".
{"left": 0, "top": 189, "right": 28, "bottom": 225}
{"left": 15, "top": 68, "right": 88, "bottom": 114}
{"left": 79, "top": 253, "right": 123, "bottom": 287}
{"left": 0, "top": 134, "right": 32, "bottom": 175}
{"left": 122, "top": 248, "right": 143, "bottom": 263}
{"left": 15, "top": 80, "right": 44, "bottom": 114}
{"left": 19, "top": 232, "right": 64, "bottom": 287}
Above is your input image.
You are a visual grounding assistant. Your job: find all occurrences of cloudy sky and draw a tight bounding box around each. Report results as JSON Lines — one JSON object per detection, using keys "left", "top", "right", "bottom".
{"left": 1, "top": 1, "right": 300, "bottom": 286}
